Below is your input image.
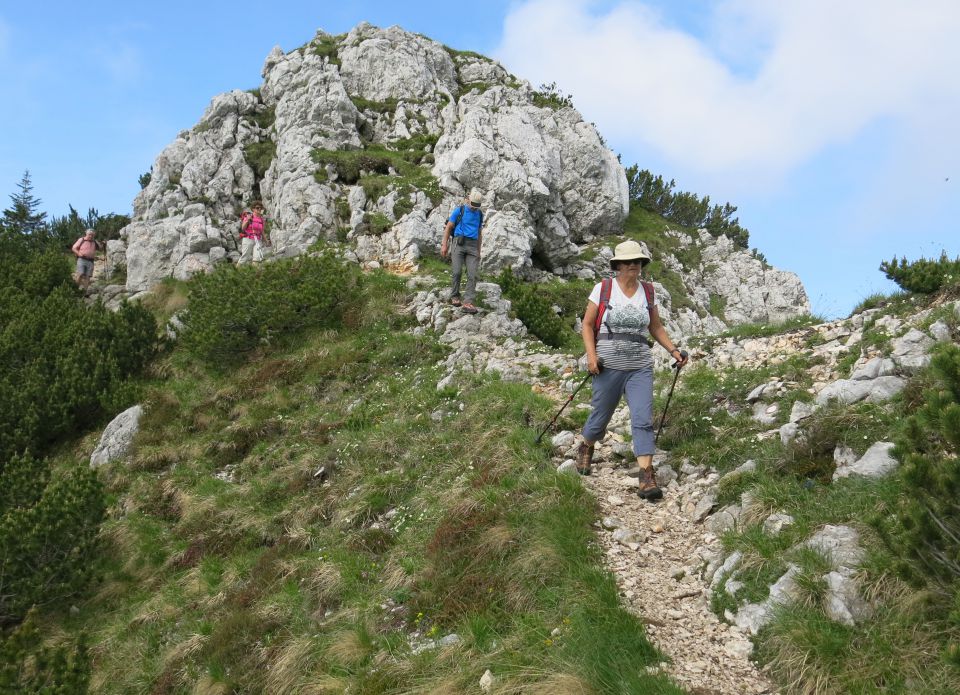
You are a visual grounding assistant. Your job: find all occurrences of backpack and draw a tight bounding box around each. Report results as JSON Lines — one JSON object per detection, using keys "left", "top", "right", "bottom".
{"left": 594, "top": 277, "right": 655, "bottom": 337}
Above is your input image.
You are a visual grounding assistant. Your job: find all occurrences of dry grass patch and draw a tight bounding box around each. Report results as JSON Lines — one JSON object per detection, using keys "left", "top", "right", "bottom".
{"left": 265, "top": 635, "right": 323, "bottom": 694}
{"left": 324, "top": 627, "right": 372, "bottom": 666}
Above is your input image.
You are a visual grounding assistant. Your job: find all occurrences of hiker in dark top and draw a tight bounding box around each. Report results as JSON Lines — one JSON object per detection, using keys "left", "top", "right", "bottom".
{"left": 72, "top": 228, "right": 98, "bottom": 291}
{"left": 578, "top": 240, "right": 689, "bottom": 500}
{"left": 440, "top": 189, "right": 484, "bottom": 314}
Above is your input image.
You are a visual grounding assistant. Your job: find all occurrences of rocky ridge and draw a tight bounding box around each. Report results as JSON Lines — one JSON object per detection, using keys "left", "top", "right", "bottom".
{"left": 102, "top": 22, "right": 809, "bottom": 342}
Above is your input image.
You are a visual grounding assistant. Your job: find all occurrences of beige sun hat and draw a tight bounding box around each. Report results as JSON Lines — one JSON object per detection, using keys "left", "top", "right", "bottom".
{"left": 610, "top": 239, "right": 651, "bottom": 268}
{"left": 468, "top": 189, "right": 483, "bottom": 207}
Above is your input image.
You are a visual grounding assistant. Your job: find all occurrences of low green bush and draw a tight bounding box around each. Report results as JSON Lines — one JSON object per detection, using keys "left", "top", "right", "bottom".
{"left": 311, "top": 144, "right": 442, "bottom": 204}
{"left": 880, "top": 251, "right": 960, "bottom": 295}
{"left": 243, "top": 140, "right": 277, "bottom": 179}
{"left": 0, "top": 252, "right": 156, "bottom": 463}
{"left": 876, "top": 344, "right": 960, "bottom": 661}
{"left": 0, "top": 610, "right": 90, "bottom": 692}
{"left": 178, "top": 253, "right": 361, "bottom": 367}
{"left": 497, "top": 269, "right": 575, "bottom": 349}
{"left": 0, "top": 460, "right": 106, "bottom": 624}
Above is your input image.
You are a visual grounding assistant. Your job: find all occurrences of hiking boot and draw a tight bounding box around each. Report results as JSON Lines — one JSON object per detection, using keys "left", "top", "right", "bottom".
{"left": 637, "top": 465, "right": 662, "bottom": 500}
{"left": 450, "top": 295, "right": 462, "bottom": 306}
{"left": 576, "top": 443, "right": 594, "bottom": 475}
{"left": 462, "top": 303, "right": 478, "bottom": 314}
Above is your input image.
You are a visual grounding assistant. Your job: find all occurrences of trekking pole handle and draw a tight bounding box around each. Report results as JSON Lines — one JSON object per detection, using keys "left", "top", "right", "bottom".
{"left": 671, "top": 349, "right": 688, "bottom": 369}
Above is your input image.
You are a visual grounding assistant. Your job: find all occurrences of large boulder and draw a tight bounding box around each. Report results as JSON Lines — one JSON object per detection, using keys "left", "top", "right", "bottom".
{"left": 90, "top": 405, "right": 143, "bottom": 468}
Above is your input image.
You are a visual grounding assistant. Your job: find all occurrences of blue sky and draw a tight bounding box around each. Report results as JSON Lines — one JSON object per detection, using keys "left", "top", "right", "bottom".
{"left": 2, "top": 1, "right": 958, "bottom": 318}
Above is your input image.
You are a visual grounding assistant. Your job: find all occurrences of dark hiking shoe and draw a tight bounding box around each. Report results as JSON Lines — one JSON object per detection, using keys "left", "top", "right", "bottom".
{"left": 637, "top": 465, "right": 663, "bottom": 500}
{"left": 462, "top": 303, "right": 478, "bottom": 314}
{"left": 576, "top": 443, "right": 594, "bottom": 475}
{"left": 450, "top": 296, "right": 462, "bottom": 306}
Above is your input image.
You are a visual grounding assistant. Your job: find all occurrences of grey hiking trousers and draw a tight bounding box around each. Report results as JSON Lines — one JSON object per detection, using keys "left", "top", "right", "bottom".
{"left": 450, "top": 236, "right": 479, "bottom": 303}
{"left": 582, "top": 366, "right": 655, "bottom": 456}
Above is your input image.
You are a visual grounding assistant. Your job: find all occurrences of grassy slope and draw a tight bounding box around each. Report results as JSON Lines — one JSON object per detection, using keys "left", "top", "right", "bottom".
{"left": 42, "top": 270, "right": 681, "bottom": 694}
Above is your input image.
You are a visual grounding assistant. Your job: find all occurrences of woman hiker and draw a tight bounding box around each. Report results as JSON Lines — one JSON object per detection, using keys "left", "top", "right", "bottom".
{"left": 238, "top": 201, "right": 267, "bottom": 265}
{"left": 578, "top": 239, "right": 689, "bottom": 500}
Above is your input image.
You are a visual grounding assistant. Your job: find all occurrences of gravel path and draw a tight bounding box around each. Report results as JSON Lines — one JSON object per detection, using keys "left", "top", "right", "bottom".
{"left": 570, "top": 451, "right": 778, "bottom": 695}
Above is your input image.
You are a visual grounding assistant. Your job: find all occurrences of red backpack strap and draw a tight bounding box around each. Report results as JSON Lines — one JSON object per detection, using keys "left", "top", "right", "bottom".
{"left": 594, "top": 277, "right": 613, "bottom": 334}
{"left": 641, "top": 281, "right": 655, "bottom": 313}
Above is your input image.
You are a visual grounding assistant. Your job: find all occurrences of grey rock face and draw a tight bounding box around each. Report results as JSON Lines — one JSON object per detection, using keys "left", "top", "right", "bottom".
{"left": 929, "top": 320, "right": 952, "bottom": 343}
{"left": 849, "top": 357, "right": 897, "bottom": 381}
{"left": 90, "top": 405, "right": 144, "bottom": 468}
{"left": 803, "top": 525, "right": 865, "bottom": 570}
{"left": 121, "top": 25, "right": 627, "bottom": 289}
{"left": 833, "top": 441, "right": 898, "bottom": 480}
{"left": 692, "top": 232, "right": 810, "bottom": 324}
{"left": 124, "top": 90, "right": 262, "bottom": 289}
{"left": 815, "top": 375, "right": 906, "bottom": 406}
{"left": 118, "top": 23, "right": 809, "bottom": 338}
{"left": 890, "top": 328, "right": 935, "bottom": 372}
{"left": 339, "top": 24, "right": 457, "bottom": 101}
{"left": 732, "top": 565, "right": 800, "bottom": 635}
{"left": 432, "top": 85, "right": 628, "bottom": 272}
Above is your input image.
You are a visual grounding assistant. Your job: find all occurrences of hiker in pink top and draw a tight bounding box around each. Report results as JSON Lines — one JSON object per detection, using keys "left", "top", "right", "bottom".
{"left": 239, "top": 201, "right": 267, "bottom": 265}
{"left": 72, "top": 229, "right": 98, "bottom": 291}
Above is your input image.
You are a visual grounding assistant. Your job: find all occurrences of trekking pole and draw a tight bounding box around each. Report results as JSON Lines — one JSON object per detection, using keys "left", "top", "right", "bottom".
{"left": 535, "top": 359, "right": 602, "bottom": 444}
{"left": 655, "top": 350, "right": 688, "bottom": 444}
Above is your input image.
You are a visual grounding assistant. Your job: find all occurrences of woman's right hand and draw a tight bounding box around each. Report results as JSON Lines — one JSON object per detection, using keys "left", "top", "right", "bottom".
{"left": 587, "top": 354, "right": 601, "bottom": 374}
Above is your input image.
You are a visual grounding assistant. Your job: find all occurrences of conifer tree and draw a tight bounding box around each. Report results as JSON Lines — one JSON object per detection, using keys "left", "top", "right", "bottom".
{"left": 2, "top": 170, "right": 47, "bottom": 236}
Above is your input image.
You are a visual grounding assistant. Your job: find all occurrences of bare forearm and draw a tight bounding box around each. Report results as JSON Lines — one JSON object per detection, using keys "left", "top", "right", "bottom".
{"left": 582, "top": 321, "right": 599, "bottom": 357}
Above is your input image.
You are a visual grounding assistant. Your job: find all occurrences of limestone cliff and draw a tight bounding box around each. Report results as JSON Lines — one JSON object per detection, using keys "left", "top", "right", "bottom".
{"left": 114, "top": 22, "right": 809, "bottom": 333}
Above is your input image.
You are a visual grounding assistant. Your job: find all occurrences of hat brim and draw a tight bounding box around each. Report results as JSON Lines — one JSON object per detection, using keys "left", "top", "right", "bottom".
{"left": 610, "top": 255, "right": 650, "bottom": 268}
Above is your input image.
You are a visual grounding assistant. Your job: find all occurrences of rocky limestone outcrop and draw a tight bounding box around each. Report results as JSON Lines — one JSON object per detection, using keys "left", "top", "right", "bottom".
{"left": 118, "top": 23, "right": 627, "bottom": 291}
{"left": 112, "top": 22, "right": 809, "bottom": 335}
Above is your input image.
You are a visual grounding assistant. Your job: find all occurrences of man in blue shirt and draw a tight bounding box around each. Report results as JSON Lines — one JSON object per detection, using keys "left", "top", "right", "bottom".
{"left": 440, "top": 189, "right": 485, "bottom": 314}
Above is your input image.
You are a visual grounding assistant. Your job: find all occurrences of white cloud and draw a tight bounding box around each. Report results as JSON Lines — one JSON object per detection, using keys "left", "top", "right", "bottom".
{"left": 494, "top": 0, "right": 960, "bottom": 185}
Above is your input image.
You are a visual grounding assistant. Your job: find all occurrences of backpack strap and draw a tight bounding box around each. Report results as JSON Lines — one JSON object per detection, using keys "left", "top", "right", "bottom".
{"left": 641, "top": 281, "right": 655, "bottom": 313}
{"left": 594, "top": 277, "right": 613, "bottom": 336}
{"left": 452, "top": 206, "right": 483, "bottom": 236}
{"left": 452, "top": 205, "right": 466, "bottom": 235}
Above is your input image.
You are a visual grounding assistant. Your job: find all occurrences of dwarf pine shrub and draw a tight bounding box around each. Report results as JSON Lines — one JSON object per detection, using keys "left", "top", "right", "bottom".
{"left": 178, "top": 253, "right": 360, "bottom": 367}
{"left": 0, "top": 461, "right": 106, "bottom": 625}
{"left": 872, "top": 344, "right": 960, "bottom": 661}
{"left": 0, "top": 609, "right": 91, "bottom": 692}
{"left": 880, "top": 251, "right": 960, "bottom": 294}
{"left": 497, "top": 268, "right": 572, "bottom": 349}
{"left": 0, "top": 252, "right": 157, "bottom": 464}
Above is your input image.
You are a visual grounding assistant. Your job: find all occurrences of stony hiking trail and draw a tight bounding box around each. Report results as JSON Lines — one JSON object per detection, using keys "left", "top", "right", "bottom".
{"left": 406, "top": 281, "right": 783, "bottom": 693}
{"left": 562, "top": 445, "right": 778, "bottom": 695}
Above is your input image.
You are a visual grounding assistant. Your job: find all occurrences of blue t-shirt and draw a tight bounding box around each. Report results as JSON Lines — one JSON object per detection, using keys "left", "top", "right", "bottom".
{"left": 448, "top": 205, "right": 483, "bottom": 239}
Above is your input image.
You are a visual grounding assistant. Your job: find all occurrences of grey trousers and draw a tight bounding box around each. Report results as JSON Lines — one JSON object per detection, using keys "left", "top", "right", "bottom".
{"left": 450, "top": 237, "right": 479, "bottom": 303}
{"left": 581, "top": 366, "right": 656, "bottom": 456}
